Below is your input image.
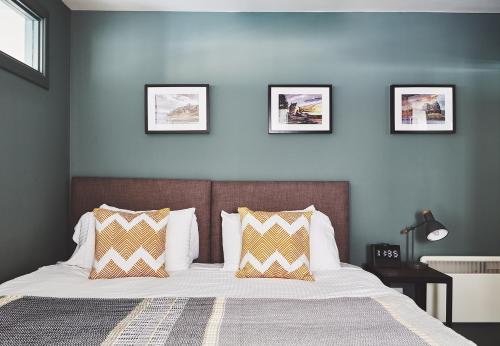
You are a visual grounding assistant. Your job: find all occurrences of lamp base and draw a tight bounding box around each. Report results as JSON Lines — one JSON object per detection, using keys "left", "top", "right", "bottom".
{"left": 405, "top": 262, "right": 429, "bottom": 270}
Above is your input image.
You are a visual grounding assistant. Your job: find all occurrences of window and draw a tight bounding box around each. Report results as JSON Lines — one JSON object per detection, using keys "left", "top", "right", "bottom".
{"left": 0, "top": 0, "right": 48, "bottom": 88}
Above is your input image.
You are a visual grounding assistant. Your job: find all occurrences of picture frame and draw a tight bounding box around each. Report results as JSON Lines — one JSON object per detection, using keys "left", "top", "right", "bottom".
{"left": 268, "top": 85, "right": 332, "bottom": 134}
{"left": 145, "top": 84, "right": 209, "bottom": 133}
{"left": 390, "top": 85, "right": 456, "bottom": 134}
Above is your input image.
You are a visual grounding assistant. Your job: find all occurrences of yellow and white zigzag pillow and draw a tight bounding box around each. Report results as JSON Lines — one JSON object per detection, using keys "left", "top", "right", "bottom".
{"left": 236, "top": 207, "right": 314, "bottom": 281}
{"left": 89, "top": 208, "right": 170, "bottom": 279}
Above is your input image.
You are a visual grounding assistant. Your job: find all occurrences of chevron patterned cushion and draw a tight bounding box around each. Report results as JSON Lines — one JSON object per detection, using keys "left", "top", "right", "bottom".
{"left": 236, "top": 207, "right": 314, "bottom": 281}
{"left": 89, "top": 208, "right": 170, "bottom": 279}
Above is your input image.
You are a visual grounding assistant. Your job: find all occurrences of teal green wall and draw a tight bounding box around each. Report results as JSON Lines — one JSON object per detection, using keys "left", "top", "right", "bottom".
{"left": 70, "top": 12, "right": 500, "bottom": 265}
{"left": 0, "top": 1, "right": 70, "bottom": 282}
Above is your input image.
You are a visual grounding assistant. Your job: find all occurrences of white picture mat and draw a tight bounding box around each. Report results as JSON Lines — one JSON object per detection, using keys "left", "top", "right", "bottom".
{"left": 147, "top": 86, "right": 208, "bottom": 131}
{"left": 270, "top": 87, "right": 331, "bottom": 132}
{"left": 393, "top": 87, "right": 454, "bottom": 132}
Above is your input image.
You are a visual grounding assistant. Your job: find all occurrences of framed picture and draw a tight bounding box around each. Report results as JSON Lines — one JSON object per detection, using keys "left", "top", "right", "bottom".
{"left": 145, "top": 84, "right": 209, "bottom": 133}
{"left": 390, "top": 85, "right": 455, "bottom": 134}
{"left": 268, "top": 85, "right": 332, "bottom": 134}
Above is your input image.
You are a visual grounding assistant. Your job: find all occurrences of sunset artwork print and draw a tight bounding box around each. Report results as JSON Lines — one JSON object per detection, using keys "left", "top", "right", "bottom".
{"left": 391, "top": 85, "right": 455, "bottom": 134}
{"left": 401, "top": 94, "right": 445, "bottom": 125}
{"left": 278, "top": 94, "right": 323, "bottom": 125}
{"left": 269, "top": 85, "right": 332, "bottom": 134}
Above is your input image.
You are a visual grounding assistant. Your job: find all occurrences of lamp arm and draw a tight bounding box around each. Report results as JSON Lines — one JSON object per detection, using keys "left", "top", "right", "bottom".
{"left": 400, "top": 221, "right": 426, "bottom": 234}
{"left": 400, "top": 221, "right": 427, "bottom": 264}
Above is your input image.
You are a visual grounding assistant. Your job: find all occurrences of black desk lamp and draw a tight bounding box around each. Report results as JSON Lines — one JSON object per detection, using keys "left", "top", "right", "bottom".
{"left": 400, "top": 210, "right": 448, "bottom": 269}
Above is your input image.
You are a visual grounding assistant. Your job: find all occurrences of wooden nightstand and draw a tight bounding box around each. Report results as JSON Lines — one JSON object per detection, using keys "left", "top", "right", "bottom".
{"left": 365, "top": 264, "right": 453, "bottom": 326}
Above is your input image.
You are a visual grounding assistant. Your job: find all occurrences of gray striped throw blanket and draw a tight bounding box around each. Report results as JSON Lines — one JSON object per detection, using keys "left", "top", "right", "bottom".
{"left": 0, "top": 295, "right": 434, "bottom": 345}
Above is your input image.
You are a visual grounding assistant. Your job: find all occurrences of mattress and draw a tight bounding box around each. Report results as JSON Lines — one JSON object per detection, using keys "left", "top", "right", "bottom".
{"left": 0, "top": 263, "right": 473, "bottom": 345}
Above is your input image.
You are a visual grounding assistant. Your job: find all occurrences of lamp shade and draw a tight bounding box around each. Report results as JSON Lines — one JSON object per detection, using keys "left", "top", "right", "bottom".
{"left": 423, "top": 210, "right": 448, "bottom": 241}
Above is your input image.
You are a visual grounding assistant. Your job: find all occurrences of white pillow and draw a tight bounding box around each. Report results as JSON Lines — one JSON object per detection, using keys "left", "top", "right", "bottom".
{"left": 309, "top": 209, "right": 341, "bottom": 271}
{"left": 188, "top": 214, "right": 199, "bottom": 262}
{"left": 65, "top": 211, "right": 95, "bottom": 269}
{"left": 221, "top": 211, "right": 242, "bottom": 271}
{"left": 221, "top": 205, "right": 340, "bottom": 272}
{"left": 66, "top": 205, "right": 199, "bottom": 271}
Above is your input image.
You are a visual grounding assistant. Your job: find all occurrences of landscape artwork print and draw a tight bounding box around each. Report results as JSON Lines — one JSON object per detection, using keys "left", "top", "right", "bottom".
{"left": 269, "top": 85, "right": 332, "bottom": 133}
{"left": 155, "top": 94, "right": 199, "bottom": 124}
{"left": 401, "top": 94, "right": 445, "bottom": 125}
{"left": 391, "top": 85, "right": 455, "bottom": 134}
{"left": 278, "top": 94, "right": 323, "bottom": 125}
{"left": 145, "top": 84, "right": 209, "bottom": 133}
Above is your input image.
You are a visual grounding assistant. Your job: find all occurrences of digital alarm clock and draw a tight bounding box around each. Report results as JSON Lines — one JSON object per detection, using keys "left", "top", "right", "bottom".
{"left": 370, "top": 243, "right": 401, "bottom": 268}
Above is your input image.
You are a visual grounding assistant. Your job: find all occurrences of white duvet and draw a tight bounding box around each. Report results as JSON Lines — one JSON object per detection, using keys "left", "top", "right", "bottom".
{"left": 0, "top": 263, "right": 388, "bottom": 299}
{"left": 0, "top": 263, "right": 474, "bottom": 345}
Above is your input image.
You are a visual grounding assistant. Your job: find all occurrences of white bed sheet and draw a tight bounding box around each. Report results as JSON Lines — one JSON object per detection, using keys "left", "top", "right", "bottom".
{"left": 0, "top": 263, "right": 474, "bottom": 345}
{"left": 0, "top": 263, "right": 392, "bottom": 299}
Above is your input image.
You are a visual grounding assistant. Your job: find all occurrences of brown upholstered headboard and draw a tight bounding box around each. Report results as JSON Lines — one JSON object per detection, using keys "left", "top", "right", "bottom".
{"left": 70, "top": 177, "right": 212, "bottom": 262}
{"left": 70, "top": 178, "right": 350, "bottom": 264}
{"left": 211, "top": 181, "right": 350, "bottom": 263}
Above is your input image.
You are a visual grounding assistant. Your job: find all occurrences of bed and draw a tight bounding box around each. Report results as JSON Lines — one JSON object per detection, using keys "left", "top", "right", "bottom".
{"left": 0, "top": 177, "right": 473, "bottom": 345}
